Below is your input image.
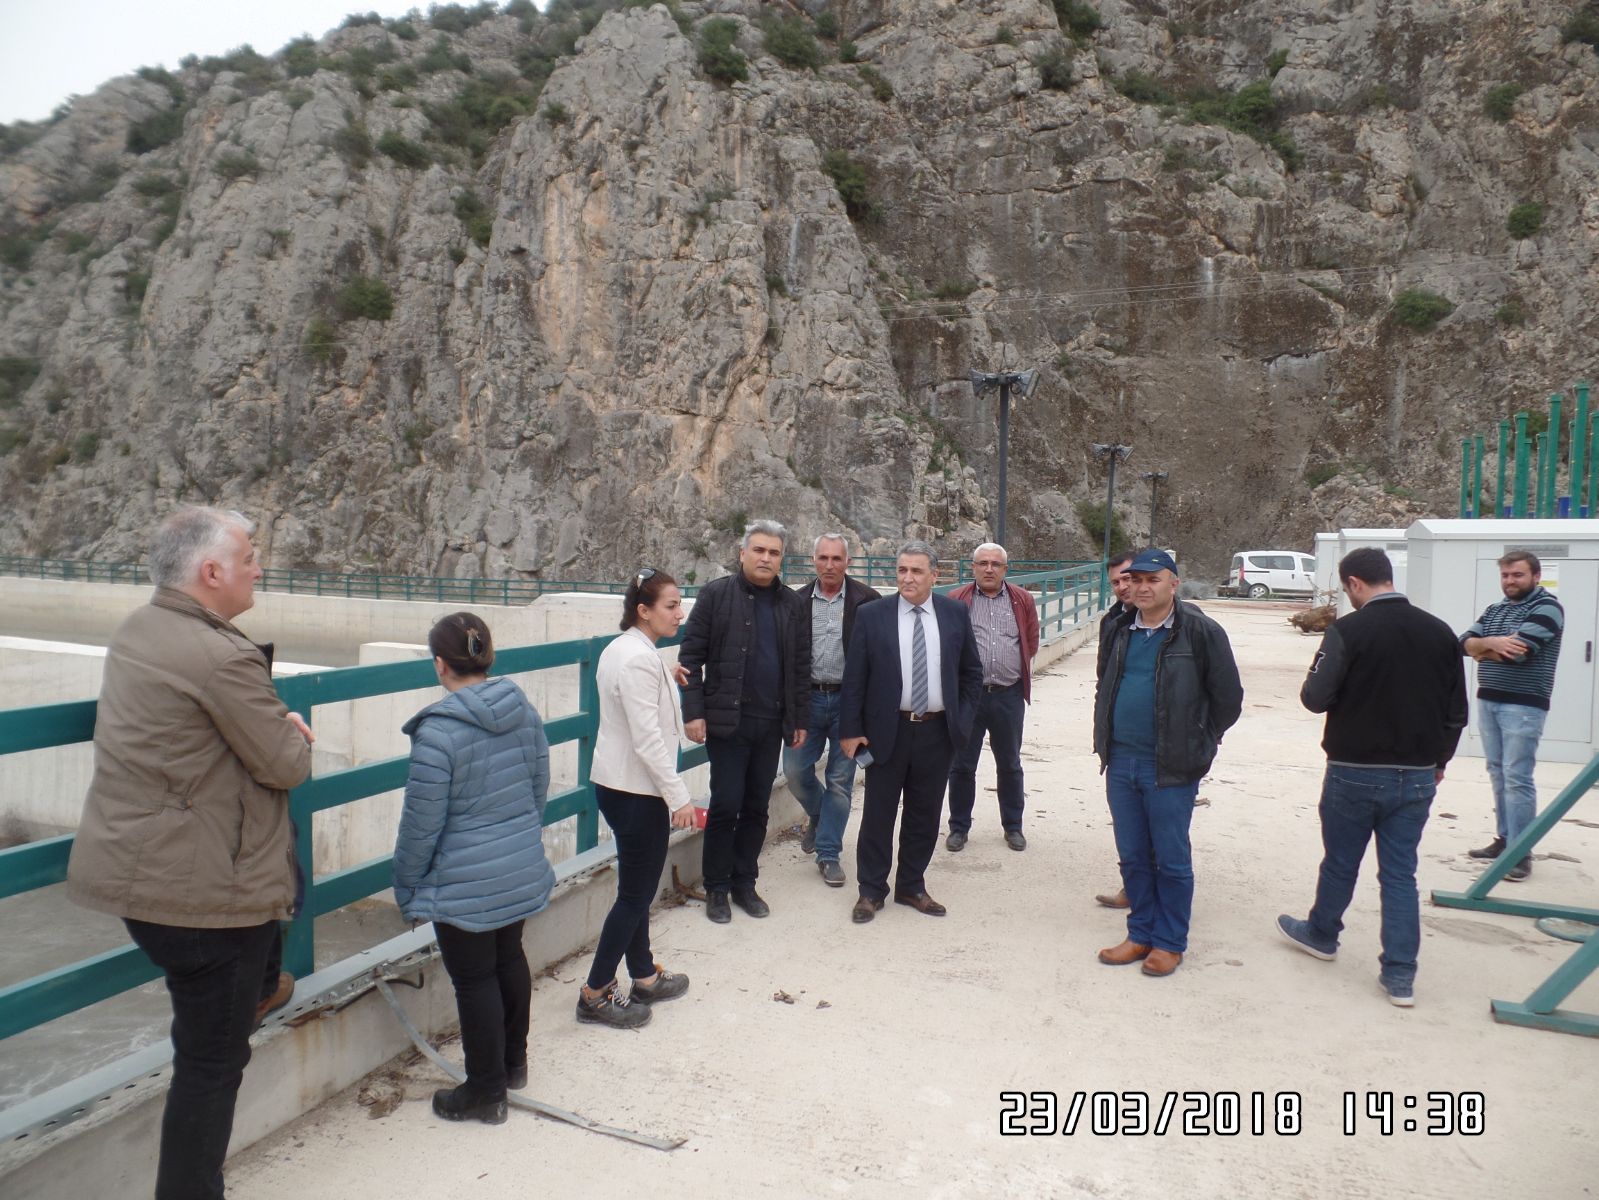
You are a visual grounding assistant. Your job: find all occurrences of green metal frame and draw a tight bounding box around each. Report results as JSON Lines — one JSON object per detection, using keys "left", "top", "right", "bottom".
{"left": 0, "top": 563, "right": 1103, "bottom": 1040}
{"left": 1431, "top": 753, "right": 1599, "bottom": 1037}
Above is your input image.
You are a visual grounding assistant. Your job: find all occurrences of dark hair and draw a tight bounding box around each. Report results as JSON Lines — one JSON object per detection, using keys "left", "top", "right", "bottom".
{"left": 1338, "top": 548, "right": 1393, "bottom": 586}
{"left": 1498, "top": 549, "right": 1541, "bottom": 573}
{"left": 428, "top": 612, "right": 494, "bottom": 675}
{"left": 1107, "top": 548, "right": 1137, "bottom": 570}
{"left": 621, "top": 568, "right": 679, "bottom": 631}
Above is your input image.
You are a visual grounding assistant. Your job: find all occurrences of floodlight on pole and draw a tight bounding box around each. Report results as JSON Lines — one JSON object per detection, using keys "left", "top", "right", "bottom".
{"left": 969, "top": 367, "right": 1040, "bottom": 546}
{"left": 1141, "top": 470, "right": 1168, "bottom": 544}
{"left": 1090, "top": 443, "right": 1133, "bottom": 602}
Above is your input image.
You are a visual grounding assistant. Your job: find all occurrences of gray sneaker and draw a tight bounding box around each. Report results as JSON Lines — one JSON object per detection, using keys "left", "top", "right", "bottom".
{"left": 1379, "top": 975, "right": 1415, "bottom": 1008}
{"left": 630, "top": 966, "right": 689, "bottom": 1004}
{"left": 800, "top": 817, "right": 817, "bottom": 855}
{"left": 1275, "top": 914, "right": 1337, "bottom": 961}
{"left": 576, "top": 981, "right": 652, "bottom": 1028}
{"left": 1505, "top": 856, "right": 1532, "bottom": 882}
{"left": 819, "top": 860, "right": 846, "bottom": 887}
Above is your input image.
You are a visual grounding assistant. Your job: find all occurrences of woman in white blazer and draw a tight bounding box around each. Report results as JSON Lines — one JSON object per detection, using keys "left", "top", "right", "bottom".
{"left": 578, "top": 568, "right": 698, "bottom": 1029}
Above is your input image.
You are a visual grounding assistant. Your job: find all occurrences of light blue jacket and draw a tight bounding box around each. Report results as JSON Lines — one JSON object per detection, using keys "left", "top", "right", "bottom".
{"left": 393, "top": 677, "right": 554, "bottom": 932}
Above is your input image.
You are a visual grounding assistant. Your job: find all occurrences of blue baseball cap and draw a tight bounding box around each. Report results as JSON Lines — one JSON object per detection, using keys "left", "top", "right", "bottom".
{"left": 1126, "top": 549, "right": 1178, "bottom": 575}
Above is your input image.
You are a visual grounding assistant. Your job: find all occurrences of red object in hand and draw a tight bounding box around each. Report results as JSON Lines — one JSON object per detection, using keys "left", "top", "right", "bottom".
{"left": 693, "top": 806, "right": 709, "bottom": 830}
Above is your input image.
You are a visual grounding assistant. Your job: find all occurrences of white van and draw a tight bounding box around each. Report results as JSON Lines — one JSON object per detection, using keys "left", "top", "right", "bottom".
{"left": 1222, "top": 550, "right": 1317, "bottom": 598}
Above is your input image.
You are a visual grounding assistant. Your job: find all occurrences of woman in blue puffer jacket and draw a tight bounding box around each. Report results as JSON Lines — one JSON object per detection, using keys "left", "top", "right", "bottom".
{"left": 394, "top": 612, "right": 554, "bottom": 1125}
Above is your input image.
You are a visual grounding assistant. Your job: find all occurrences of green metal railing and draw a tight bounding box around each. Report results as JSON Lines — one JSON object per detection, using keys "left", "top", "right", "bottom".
{"left": 0, "top": 563, "right": 1103, "bottom": 1042}
{"left": 0, "top": 554, "right": 1088, "bottom": 603}
{"left": 1460, "top": 381, "right": 1596, "bottom": 518}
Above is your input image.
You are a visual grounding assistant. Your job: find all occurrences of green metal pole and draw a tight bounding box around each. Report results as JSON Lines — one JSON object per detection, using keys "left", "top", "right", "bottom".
{"left": 575, "top": 637, "right": 602, "bottom": 852}
{"left": 1496, "top": 419, "right": 1509, "bottom": 516}
{"left": 1513, "top": 412, "right": 1529, "bottom": 517}
{"left": 1534, "top": 432, "right": 1549, "bottom": 518}
{"left": 1574, "top": 382, "right": 1591, "bottom": 516}
{"left": 1472, "top": 435, "right": 1484, "bottom": 518}
{"left": 1459, "top": 439, "right": 1471, "bottom": 518}
{"left": 1547, "top": 393, "right": 1563, "bottom": 515}
{"left": 1589, "top": 413, "right": 1599, "bottom": 521}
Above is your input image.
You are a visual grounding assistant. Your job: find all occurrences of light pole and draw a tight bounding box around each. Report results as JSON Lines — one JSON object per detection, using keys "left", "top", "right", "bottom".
{"left": 969, "top": 367, "right": 1040, "bottom": 547}
{"left": 1141, "top": 470, "right": 1168, "bottom": 544}
{"left": 1091, "top": 443, "right": 1132, "bottom": 604}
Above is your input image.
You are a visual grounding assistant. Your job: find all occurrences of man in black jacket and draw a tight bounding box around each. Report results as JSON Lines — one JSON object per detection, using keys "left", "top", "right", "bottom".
{"left": 1094, "top": 548, "right": 1137, "bottom": 909}
{"left": 1093, "top": 549, "right": 1243, "bottom": 978}
{"left": 680, "top": 520, "right": 811, "bottom": 923}
{"left": 783, "top": 533, "right": 882, "bottom": 887}
{"left": 1276, "top": 548, "right": 1467, "bottom": 1008}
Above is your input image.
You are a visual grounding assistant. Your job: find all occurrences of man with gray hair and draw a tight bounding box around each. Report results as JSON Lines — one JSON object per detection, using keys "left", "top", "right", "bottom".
{"left": 784, "top": 533, "right": 883, "bottom": 886}
{"left": 679, "top": 520, "right": 811, "bottom": 922}
{"left": 945, "top": 542, "right": 1040, "bottom": 852}
{"left": 840, "top": 541, "right": 982, "bottom": 922}
{"left": 68, "top": 506, "right": 314, "bottom": 1199}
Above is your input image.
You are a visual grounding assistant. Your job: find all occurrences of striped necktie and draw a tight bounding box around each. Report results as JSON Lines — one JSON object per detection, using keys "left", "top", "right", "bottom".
{"left": 911, "top": 605, "right": 928, "bottom": 716}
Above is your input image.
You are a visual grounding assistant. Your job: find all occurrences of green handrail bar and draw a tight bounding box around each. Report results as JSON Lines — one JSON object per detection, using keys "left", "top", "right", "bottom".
{"left": 1496, "top": 419, "right": 1509, "bottom": 517}
{"left": 1513, "top": 411, "right": 1530, "bottom": 517}
{"left": 0, "top": 563, "right": 1100, "bottom": 1037}
{"left": 1547, "top": 392, "right": 1563, "bottom": 515}
{"left": 1571, "top": 384, "right": 1589, "bottom": 517}
{"left": 1458, "top": 439, "right": 1471, "bottom": 518}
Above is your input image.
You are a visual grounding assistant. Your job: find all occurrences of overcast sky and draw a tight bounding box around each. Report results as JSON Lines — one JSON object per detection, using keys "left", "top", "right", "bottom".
{"left": 0, "top": 0, "right": 444, "bottom": 123}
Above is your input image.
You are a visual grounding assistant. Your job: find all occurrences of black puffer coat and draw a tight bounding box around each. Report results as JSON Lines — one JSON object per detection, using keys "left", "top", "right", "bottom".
{"left": 679, "top": 571, "right": 811, "bottom": 740}
{"left": 1094, "top": 600, "right": 1244, "bottom": 786}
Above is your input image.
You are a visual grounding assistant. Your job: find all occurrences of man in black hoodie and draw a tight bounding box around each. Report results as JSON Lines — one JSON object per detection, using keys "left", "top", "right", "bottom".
{"left": 1276, "top": 547, "right": 1467, "bottom": 1008}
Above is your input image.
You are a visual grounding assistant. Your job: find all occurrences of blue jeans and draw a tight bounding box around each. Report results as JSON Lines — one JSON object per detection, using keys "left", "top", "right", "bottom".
{"left": 782, "top": 689, "right": 855, "bottom": 863}
{"left": 946, "top": 683, "right": 1026, "bottom": 834}
{"left": 1308, "top": 765, "right": 1434, "bottom": 988}
{"left": 1478, "top": 700, "right": 1546, "bottom": 844}
{"left": 1105, "top": 752, "right": 1198, "bottom": 953}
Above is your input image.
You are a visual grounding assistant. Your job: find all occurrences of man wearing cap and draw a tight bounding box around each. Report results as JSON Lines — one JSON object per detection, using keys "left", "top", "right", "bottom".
{"left": 945, "top": 542, "right": 1040, "bottom": 853}
{"left": 1093, "top": 549, "right": 1243, "bottom": 977}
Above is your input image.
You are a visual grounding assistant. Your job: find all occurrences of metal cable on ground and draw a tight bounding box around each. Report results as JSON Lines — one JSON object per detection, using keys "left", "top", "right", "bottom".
{"left": 373, "top": 978, "right": 684, "bottom": 1151}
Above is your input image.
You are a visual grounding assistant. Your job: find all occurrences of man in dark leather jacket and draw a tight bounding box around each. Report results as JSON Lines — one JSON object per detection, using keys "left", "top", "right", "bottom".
{"left": 679, "top": 520, "right": 811, "bottom": 923}
{"left": 1092, "top": 549, "right": 1243, "bottom": 978}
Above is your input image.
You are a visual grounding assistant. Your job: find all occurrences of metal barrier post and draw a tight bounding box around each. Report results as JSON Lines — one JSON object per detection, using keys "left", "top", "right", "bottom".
{"left": 575, "top": 638, "right": 603, "bottom": 852}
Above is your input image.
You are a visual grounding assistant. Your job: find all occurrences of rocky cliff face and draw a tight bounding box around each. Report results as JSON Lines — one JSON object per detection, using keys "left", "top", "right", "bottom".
{"left": 1, "top": 0, "right": 1595, "bottom": 582}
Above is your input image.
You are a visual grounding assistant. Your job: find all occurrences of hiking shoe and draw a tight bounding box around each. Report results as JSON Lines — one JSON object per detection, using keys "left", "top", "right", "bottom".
{"left": 800, "top": 817, "right": 817, "bottom": 855}
{"left": 706, "top": 890, "right": 732, "bottom": 923}
{"left": 576, "top": 981, "right": 651, "bottom": 1029}
{"left": 1378, "top": 975, "right": 1415, "bottom": 1008}
{"left": 1468, "top": 836, "right": 1506, "bottom": 860}
{"left": 819, "top": 860, "right": 845, "bottom": 887}
{"left": 1505, "top": 857, "right": 1532, "bottom": 882}
{"left": 1276, "top": 914, "right": 1337, "bottom": 961}
{"left": 631, "top": 966, "right": 690, "bottom": 1004}
{"left": 432, "top": 1084, "right": 508, "bottom": 1124}
{"left": 732, "top": 888, "right": 770, "bottom": 918}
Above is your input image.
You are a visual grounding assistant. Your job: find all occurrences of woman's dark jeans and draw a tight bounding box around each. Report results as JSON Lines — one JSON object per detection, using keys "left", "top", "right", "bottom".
{"left": 434, "top": 919, "right": 531, "bottom": 1100}
{"left": 124, "top": 917, "right": 278, "bottom": 1200}
{"left": 587, "top": 783, "right": 671, "bottom": 989}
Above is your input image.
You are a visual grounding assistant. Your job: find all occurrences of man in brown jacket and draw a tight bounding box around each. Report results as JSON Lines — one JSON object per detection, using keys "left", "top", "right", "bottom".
{"left": 67, "top": 506, "right": 313, "bottom": 1200}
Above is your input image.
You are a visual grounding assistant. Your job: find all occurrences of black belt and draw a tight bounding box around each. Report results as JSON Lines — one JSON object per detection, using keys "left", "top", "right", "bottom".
{"left": 984, "top": 682, "right": 1019, "bottom": 692}
{"left": 899, "top": 710, "right": 945, "bottom": 722}
{"left": 811, "top": 681, "right": 843, "bottom": 693}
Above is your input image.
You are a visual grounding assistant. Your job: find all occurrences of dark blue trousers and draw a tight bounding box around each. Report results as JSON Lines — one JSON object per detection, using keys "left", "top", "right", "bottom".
{"left": 946, "top": 682, "right": 1026, "bottom": 833}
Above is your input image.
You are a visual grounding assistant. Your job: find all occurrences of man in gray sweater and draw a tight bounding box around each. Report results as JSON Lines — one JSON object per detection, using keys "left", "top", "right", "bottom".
{"left": 1460, "top": 550, "right": 1565, "bottom": 881}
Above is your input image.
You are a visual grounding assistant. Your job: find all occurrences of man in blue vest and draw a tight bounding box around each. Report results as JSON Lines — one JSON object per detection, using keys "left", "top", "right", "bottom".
{"left": 1093, "top": 549, "right": 1242, "bottom": 977}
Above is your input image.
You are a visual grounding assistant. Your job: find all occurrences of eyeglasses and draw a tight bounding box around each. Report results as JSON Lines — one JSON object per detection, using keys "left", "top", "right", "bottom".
{"left": 633, "top": 567, "right": 657, "bottom": 587}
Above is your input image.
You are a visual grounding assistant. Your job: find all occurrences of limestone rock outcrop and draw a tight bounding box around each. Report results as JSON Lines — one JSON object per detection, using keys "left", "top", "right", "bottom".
{"left": 1, "top": 0, "right": 1595, "bottom": 581}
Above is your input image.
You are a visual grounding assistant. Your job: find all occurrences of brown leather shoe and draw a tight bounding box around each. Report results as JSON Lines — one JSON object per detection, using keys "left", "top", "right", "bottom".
{"left": 852, "top": 896, "right": 884, "bottom": 924}
{"left": 1142, "top": 949, "right": 1183, "bottom": 977}
{"left": 1095, "top": 888, "right": 1130, "bottom": 909}
{"left": 1097, "top": 939, "right": 1152, "bottom": 966}
{"left": 255, "top": 971, "right": 294, "bottom": 1024}
{"left": 893, "top": 891, "right": 947, "bottom": 916}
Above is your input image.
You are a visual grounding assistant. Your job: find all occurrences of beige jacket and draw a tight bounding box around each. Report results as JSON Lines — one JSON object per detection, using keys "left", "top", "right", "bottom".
{"left": 590, "top": 628, "right": 691, "bottom": 810}
{"left": 67, "top": 588, "right": 312, "bottom": 927}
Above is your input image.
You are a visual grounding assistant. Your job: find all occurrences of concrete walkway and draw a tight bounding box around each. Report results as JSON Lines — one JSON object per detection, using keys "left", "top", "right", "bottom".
{"left": 228, "top": 603, "right": 1599, "bottom": 1199}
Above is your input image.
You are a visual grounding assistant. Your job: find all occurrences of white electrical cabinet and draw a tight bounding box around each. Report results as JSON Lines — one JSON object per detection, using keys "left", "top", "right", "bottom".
{"left": 1336, "top": 528, "right": 1408, "bottom": 615}
{"left": 1407, "top": 519, "right": 1599, "bottom": 763}
{"left": 1313, "top": 532, "right": 1339, "bottom": 603}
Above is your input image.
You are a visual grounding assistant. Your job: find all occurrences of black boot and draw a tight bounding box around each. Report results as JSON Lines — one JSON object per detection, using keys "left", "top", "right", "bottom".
{"left": 432, "top": 1083, "right": 508, "bottom": 1124}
